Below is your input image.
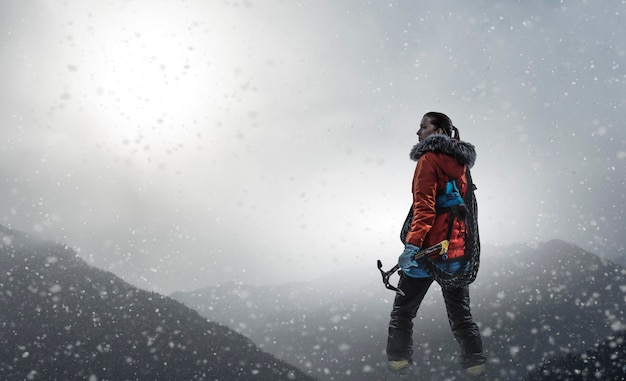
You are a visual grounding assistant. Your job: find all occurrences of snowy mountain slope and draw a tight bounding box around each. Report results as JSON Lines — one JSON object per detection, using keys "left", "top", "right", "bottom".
{"left": 525, "top": 330, "right": 626, "bottom": 380}
{"left": 172, "top": 239, "right": 626, "bottom": 381}
{"left": 0, "top": 225, "right": 314, "bottom": 381}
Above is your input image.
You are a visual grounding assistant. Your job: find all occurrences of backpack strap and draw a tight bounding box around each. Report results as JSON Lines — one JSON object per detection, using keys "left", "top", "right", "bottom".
{"left": 434, "top": 178, "right": 467, "bottom": 261}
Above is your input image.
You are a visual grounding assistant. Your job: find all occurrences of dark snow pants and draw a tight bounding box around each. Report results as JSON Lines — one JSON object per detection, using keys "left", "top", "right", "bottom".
{"left": 386, "top": 273, "right": 485, "bottom": 369}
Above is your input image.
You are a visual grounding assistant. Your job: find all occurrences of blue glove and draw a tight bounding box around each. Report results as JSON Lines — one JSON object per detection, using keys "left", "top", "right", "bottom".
{"left": 398, "top": 243, "right": 420, "bottom": 272}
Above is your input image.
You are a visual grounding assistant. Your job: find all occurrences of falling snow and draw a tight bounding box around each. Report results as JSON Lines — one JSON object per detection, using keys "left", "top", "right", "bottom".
{"left": 1, "top": 1, "right": 626, "bottom": 381}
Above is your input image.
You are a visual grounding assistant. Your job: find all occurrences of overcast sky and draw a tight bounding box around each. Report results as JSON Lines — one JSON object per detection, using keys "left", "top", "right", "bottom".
{"left": 1, "top": 0, "right": 624, "bottom": 294}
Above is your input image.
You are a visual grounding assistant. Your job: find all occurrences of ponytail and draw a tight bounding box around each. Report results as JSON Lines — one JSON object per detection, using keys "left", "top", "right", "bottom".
{"left": 451, "top": 125, "right": 461, "bottom": 140}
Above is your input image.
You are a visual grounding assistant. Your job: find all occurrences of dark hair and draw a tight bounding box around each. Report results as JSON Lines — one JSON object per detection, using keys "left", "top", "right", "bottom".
{"left": 424, "top": 111, "right": 460, "bottom": 140}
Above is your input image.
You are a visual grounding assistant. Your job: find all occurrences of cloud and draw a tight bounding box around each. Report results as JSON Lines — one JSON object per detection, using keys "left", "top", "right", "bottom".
{"left": 1, "top": 0, "right": 624, "bottom": 293}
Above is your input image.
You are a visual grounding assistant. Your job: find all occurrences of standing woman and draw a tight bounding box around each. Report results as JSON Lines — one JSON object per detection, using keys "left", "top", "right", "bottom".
{"left": 386, "top": 112, "right": 486, "bottom": 379}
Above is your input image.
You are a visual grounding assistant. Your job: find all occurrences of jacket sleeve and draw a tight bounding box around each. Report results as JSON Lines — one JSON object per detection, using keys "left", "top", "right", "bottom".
{"left": 404, "top": 153, "right": 438, "bottom": 247}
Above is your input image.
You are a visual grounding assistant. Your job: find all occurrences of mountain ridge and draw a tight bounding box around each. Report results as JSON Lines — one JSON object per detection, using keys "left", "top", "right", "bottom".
{"left": 172, "top": 239, "right": 626, "bottom": 380}
{"left": 0, "top": 224, "right": 314, "bottom": 381}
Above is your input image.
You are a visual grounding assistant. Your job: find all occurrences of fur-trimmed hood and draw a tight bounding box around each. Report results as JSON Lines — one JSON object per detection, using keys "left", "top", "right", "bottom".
{"left": 409, "top": 134, "right": 476, "bottom": 168}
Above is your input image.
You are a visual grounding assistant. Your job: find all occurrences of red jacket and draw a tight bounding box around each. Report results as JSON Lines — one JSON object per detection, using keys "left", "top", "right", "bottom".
{"left": 404, "top": 135, "right": 476, "bottom": 261}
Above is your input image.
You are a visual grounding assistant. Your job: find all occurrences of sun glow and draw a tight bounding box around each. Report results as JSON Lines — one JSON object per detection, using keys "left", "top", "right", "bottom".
{"left": 65, "top": 3, "right": 242, "bottom": 157}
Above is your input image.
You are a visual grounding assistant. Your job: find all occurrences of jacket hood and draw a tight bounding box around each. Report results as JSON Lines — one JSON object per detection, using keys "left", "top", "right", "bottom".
{"left": 409, "top": 134, "right": 476, "bottom": 168}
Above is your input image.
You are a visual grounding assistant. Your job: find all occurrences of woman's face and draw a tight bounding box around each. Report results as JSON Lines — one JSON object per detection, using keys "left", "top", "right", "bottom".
{"left": 417, "top": 115, "right": 442, "bottom": 141}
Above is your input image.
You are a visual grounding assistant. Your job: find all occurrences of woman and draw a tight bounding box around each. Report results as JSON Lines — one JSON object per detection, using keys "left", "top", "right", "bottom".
{"left": 386, "top": 112, "right": 486, "bottom": 379}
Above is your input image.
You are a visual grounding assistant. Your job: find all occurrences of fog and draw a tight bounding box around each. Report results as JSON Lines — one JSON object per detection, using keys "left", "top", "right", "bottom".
{"left": 1, "top": 0, "right": 624, "bottom": 294}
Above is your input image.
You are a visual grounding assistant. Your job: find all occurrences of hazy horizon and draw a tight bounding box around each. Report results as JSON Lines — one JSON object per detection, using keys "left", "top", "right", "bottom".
{"left": 1, "top": 0, "right": 624, "bottom": 294}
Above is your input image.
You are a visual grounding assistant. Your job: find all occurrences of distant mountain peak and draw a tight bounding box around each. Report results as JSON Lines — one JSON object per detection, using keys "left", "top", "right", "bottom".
{"left": 172, "top": 239, "right": 626, "bottom": 381}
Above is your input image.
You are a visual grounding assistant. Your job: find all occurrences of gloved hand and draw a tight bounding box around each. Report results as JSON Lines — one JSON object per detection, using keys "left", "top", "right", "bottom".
{"left": 398, "top": 243, "right": 420, "bottom": 272}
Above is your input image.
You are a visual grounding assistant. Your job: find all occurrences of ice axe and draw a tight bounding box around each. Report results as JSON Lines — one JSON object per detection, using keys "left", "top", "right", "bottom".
{"left": 377, "top": 240, "right": 449, "bottom": 296}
